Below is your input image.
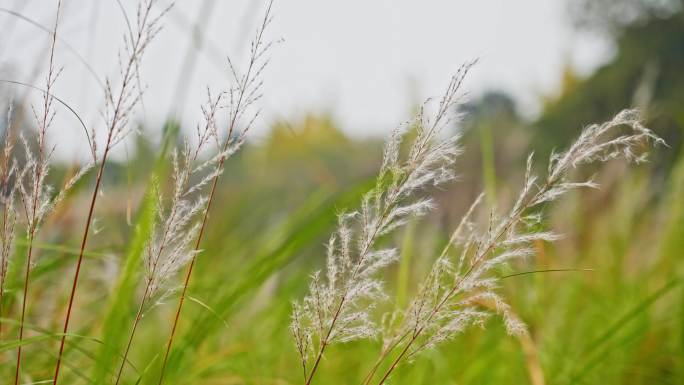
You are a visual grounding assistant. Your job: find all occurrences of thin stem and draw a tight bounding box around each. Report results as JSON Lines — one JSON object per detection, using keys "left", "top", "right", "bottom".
{"left": 0, "top": 117, "right": 14, "bottom": 342}
{"left": 52, "top": 2, "right": 154, "bottom": 381}
{"left": 159, "top": 63, "right": 253, "bottom": 381}
{"left": 157, "top": 152, "right": 224, "bottom": 385}
{"left": 304, "top": 302, "right": 341, "bottom": 385}
{"left": 114, "top": 283, "right": 152, "bottom": 384}
{"left": 371, "top": 281, "right": 457, "bottom": 384}
{"left": 376, "top": 335, "right": 415, "bottom": 385}
{"left": 116, "top": 171, "right": 187, "bottom": 383}
{"left": 372, "top": 179, "right": 557, "bottom": 384}
{"left": 157, "top": 2, "right": 274, "bottom": 382}
{"left": 304, "top": 213, "right": 386, "bottom": 385}
{"left": 52, "top": 145, "right": 110, "bottom": 385}
{"left": 305, "top": 133, "right": 436, "bottom": 384}
{"left": 16, "top": 129, "right": 46, "bottom": 385}
{"left": 361, "top": 331, "right": 410, "bottom": 385}
{"left": 14, "top": 234, "right": 36, "bottom": 385}
{"left": 500, "top": 268, "right": 594, "bottom": 279}
{"left": 15, "top": 1, "right": 61, "bottom": 381}
{"left": 305, "top": 172, "right": 414, "bottom": 385}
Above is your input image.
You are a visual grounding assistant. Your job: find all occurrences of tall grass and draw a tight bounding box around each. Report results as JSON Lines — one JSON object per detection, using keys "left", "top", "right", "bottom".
{"left": 14, "top": 1, "right": 67, "bottom": 382}
{"left": 364, "top": 110, "right": 662, "bottom": 385}
{"left": 0, "top": 103, "right": 18, "bottom": 343}
{"left": 156, "top": 2, "right": 275, "bottom": 383}
{"left": 291, "top": 63, "right": 471, "bottom": 384}
{"left": 292, "top": 85, "right": 662, "bottom": 384}
{"left": 0, "top": 1, "right": 678, "bottom": 384}
{"left": 51, "top": 2, "right": 170, "bottom": 383}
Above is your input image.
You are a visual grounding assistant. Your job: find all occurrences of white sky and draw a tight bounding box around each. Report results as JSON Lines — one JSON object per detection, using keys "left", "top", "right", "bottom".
{"left": 0, "top": 0, "right": 612, "bottom": 159}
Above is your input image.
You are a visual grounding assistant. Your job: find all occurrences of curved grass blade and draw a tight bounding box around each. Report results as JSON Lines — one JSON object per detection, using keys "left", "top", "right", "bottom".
{"left": 157, "top": 178, "right": 373, "bottom": 382}
{"left": 90, "top": 123, "right": 178, "bottom": 383}
{"left": 568, "top": 278, "right": 680, "bottom": 384}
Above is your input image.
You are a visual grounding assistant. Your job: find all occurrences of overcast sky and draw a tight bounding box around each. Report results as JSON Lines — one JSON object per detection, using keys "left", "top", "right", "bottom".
{"left": 0, "top": 0, "right": 612, "bottom": 158}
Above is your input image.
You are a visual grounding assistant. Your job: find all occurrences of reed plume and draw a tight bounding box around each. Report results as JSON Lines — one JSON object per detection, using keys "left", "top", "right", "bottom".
{"left": 114, "top": 91, "right": 226, "bottom": 383}
{"left": 52, "top": 1, "right": 170, "bottom": 383}
{"left": 0, "top": 103, "right": 18, "bottom": 342}
{"left": 157, "top": 1, "right": 276, "bottom": 382}
{"left": 14, "top": 1, "right": 63, "bottom": 382}
{"left": 365, "top": 109, "right": 664, "bottom": 384}
{"left": 291, "top": 63, "right": 475, "bottom": 385}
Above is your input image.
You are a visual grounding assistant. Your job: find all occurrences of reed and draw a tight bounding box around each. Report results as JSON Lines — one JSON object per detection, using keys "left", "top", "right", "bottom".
{"left": 157, "top": 1, "right": 275, "bottom": 382}
{"left": 14, "top": 2, "right": 62, "bottom": 382}
{"left": 0, "top": 103, "right": 18, "bottom": 343}
{"left": 52, "top": 1, "right": 169, "bottom": 383}
{"left": 0, "top": 1, "right": 672, "bottom": 384}
{"left": 293, "top": 80, "right": 663, "bottom": 384}
{"left": 292, "top": 63, "right": 474, "bottom": 385}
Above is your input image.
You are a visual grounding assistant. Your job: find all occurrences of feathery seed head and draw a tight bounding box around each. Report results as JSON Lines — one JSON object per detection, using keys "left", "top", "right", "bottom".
{"left": 292, "top": 65, "right": 474, "bottom": 377}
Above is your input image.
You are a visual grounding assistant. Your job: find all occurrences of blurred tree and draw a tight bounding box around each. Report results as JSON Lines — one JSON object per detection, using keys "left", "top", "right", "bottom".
{"left": 535, "top": 1, "right": 684, "bottom": 166}
{"left": 461, "top": 92, "right": 519, "bottom": 123}
{"left": 463, "top": 93, "right": 517, "bottom": 209}
{"left": 253, "top": 114, "right": 381, "bottom": 193}
{"left": 456, "top": 92, "right": 529, "bottom": 210}
{"left": 570, "top": 0, "right": 681, "bottom": 34}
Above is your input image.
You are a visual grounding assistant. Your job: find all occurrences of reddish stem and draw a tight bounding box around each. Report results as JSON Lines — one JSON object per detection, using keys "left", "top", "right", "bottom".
{"left": 116, "top": 174, "right": 186, "bottom": 383}
{"left": 372, "top": 178, "right": 556, "bottom": 384}
{"left": 0, "top": 136, "right": 12, "bottom": 342}
{"left": 52, "top": 146, "right": 109, "bottom": 384}
{"left": 52, "top": 2, "right": 154, "bottom": 381}
{"left": 157, "top": 3, "right": 273, "bottom": 382}
{"left": 157, "top": 159, "right": 223, "bottom": 385}
{"left": 14, "top": 2, "right": 61, "bottom": 381}
{"left": 14, "top": 235, "right": 36, "bottom": 385}
{"left": 114, "top": 283, "right": 151, "bottom": 384}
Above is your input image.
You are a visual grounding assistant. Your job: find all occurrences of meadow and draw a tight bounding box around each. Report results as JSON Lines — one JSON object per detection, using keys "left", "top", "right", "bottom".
{"left": 0, "top": 0, "right": 682, "bottom": 384}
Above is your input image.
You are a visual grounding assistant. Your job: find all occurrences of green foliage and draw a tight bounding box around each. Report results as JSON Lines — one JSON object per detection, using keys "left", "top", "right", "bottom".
{"left": 91, "top": 123, "right": 178, "bottom": 383}
{"left": 0, "top": 111, "right": 680, "bottom": 384}
{"left": 1, "top": 3, "right": 681, "bottom": 378}
{"left": 535, "top": 10, "right": 684, "bottom": 165}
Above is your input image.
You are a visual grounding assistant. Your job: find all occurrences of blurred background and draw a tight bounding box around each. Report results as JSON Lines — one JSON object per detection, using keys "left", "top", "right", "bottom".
{"left": 0, "top": 0, "right": 683, "bottom": 384}
{"left": 3, "top": 0, "right": 680, "bottom": 150}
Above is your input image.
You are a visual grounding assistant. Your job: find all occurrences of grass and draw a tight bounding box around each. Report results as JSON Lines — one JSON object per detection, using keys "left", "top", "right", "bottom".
{"left": 0, "top": 1, "right": 682, "bottom": 384}
{"left": 0, "top": 118, "right": 680, "bottom": 384}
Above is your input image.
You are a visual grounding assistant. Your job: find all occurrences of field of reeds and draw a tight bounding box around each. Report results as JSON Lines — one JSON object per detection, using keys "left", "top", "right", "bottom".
{"left": 0, "top": 0, "right": 682, "bottom": 384}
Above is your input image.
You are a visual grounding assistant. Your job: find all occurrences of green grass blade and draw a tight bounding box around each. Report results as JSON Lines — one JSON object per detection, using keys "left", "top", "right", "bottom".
{"left": 567, "top": 278, "right": 680, "bottom": 384}
{"left": 90, "top": 124, "right": 177, "bottom": 383}
{"left": 157, "top": 178, "right": 373, "bottom": 383}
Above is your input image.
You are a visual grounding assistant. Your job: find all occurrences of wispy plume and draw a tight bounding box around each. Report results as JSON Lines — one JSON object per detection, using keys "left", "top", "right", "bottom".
{"left": 53, "top": 1, "right": 170, "bottom": 383}
{"left": 0, "top": 103, "right": 18, "bottom": 341}
{"left": 13, "top": 1, "right": 92, "bottom": 381}
{"left": 365, "top": 109, "right": 664, "bottom": 385}
{"left": 292, "top": 62, "right": 475, "bottom": 385}
{"left": 158, "top": 1, "right": 277, "bottom": 383}
{"left": 114, "top": 91, "right": 226, "bottom": 383}
{"left": 143, "top": 94, "right": 224, "bottom": 302}
{"left": 96, "top": 0, "right": 173, "bottom": 158}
